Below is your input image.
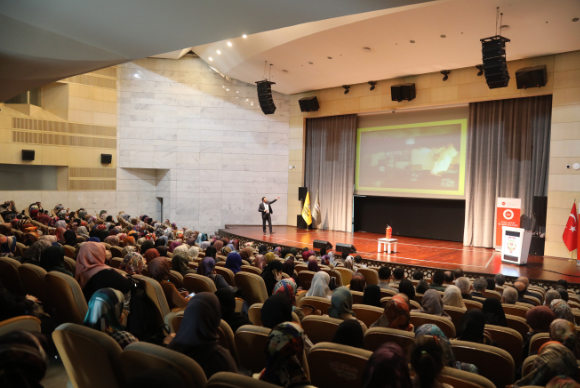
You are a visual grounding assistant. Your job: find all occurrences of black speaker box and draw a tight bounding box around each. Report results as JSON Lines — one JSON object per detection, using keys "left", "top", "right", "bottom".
{"left": 299, "top": 96, "right": 319, "bottom": 112}
{"left": 297, "top": 215, "right": 309, "bottom": 230}
{"left": 516, "top": 65, "right": 547, "bottom": 89}
{"left": 313, "top": 240, "right": 333, "bottom": 250}
{"left": 22, "top": 150, "right": 35, "bottom": 161}
{"left": 533, "top": 196, "right": 548, "bottom": 227}
{"left": 101, "top": 154, "right": 112, "bottom": 164}
{"left": 480, "top": 36, "right": 510, "bottom": 89}
{"left": 391, "top": 83, "right": 415, "bottom": 102}
{"left": 256, "top": 80, "right": 276, "bottom": 115}
{"left": 298, "top": 187, "right": 307, "bottom": 201}
{"left": 530, "top": 236, "right": 545, "bottom": 256}
{"left": 335, "top": 243, "right": 356, "bottom": 254}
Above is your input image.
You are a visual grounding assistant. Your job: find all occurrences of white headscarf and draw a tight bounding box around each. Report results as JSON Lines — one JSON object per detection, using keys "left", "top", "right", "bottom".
{"left": 306, "top": 271, "right": 332, "bottom": 299}
{"left": 188, "top": 246, "right": 200, "bottom": 260}
{"left": 442, "top": 285, "right": 466, "bottom": 308}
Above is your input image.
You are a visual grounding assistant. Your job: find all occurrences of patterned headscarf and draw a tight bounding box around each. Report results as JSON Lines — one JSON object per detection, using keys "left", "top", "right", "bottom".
{"left": 550, "top": 300, "right": 575, "bottom": 324}
{"left": 265, "top": 252, "right": 276, "bottom": 264}
{"left": 0, "top": 235, "right": 17, "bottom": 257}
{"left": 550, "top": 319, "right": 580, "bottom": 358}
{"left": 515, "top": 342, "right": 577, "bottom": 387}
{"left": 415, "top": 324, "right": 478, "bottom": 373}
{"left": 383, "top": 294, "right": 412, "bottom": 331}
{"left": 121, "top": 252, "right": 145, "bottom": 275}
{"left": 274, "top": 278, "right": 297, "bottom": 305}
{"left": 362, "top": 343, "right": 412, "bottom": 388}
{"left": 420, "top": 289, "right": 450, "bottom": 318}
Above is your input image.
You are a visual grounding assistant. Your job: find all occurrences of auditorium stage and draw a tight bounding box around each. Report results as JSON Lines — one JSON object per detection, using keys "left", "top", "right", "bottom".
{"left": 219, "top": 225, "right": 580, "bottom": 284}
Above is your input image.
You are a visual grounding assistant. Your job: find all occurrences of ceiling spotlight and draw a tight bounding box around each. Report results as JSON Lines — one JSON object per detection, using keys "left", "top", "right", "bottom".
{"left": 475, "top": 65, "right": 484, "bottom": 76}
{"left": 440, "top": 35, "right": 446, "bottom": 38}
{"left": 410, "top": 40, "right": 415, "bottom": 43}
{"left": 216, "top": 50, "right": 221, "bottom": 54}
{"left": 243, "top": 34, "right": 247, "bottom": 38}
{"left": 342, "top": 85, "right": 350, "bottom": 95}
{"left": 308, "top": 62, "right": 313, "bottom": 65}
{"left": 208, "top": 57, "right": 213, "bottom": 61}
{"left": 441, "top": 70, "right": 451, "bottom": 81}
{"left": 368, "top": 81, "right": 377, "bottom": 91}
{"left": 227, "top": 42, "right": 232, "bottom": 47}
{"left": 328, "top": 57, "right": 332, "bottom": 59}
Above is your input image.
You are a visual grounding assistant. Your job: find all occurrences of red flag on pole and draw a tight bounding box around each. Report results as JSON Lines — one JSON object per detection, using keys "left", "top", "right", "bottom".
{"left": 563, "top": 202, "right": 578, "bottom": 252}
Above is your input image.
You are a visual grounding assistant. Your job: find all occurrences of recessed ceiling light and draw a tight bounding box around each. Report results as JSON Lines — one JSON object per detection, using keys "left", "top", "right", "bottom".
{"left": 440, "top": 35, "right": 446, "bottom": 38}
{"left": 328, "top": 56, "right": 332, "bottom": 59}
{"left": 227, "top": 42, "right": 232, "bottom": 47}
{"left": 308, "top": 62, "right": 313, "bottom": 65}
{"left": 216, "top": 50, "right": 221, "bottom": 54}
{"left": 410, "top": 40, "right": 415, "bottom": 43}
{"left": 246, "top": 99, "right": 249, "bottom": 101}
{"left": 226, "top": 89, "right": 229, "bottom": 91}
{"left": 573, "top": 17, "right": 579, "bottom": 22}
{"left": 209, "top": 57, "right": 213, "bottom": 61}
{"left": 242, "top": 34, "right": 247, "bottom": 38}
{"left": 236, "top": 91, "right": 239, "bottom": 93}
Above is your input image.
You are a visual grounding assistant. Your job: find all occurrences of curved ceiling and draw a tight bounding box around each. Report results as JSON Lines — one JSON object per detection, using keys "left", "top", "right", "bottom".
{"left": 0, "top": 0, "right": 436, "bottom": 101}
{"left": 192, "top": 0, "right": 580, "bottom": 94}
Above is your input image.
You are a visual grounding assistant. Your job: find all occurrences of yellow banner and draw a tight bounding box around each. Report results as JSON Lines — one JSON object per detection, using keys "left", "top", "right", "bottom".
{"left": 302, "top": 191, "right": 312, "bottom": 225}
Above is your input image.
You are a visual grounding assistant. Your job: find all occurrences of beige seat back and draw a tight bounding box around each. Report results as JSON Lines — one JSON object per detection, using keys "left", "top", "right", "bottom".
{"left": 183, "top": 273, "right": 217, "bottom": 294}
{"left": 307, "top": 342, "right": 372, "bottom": 388}
{"left": 0, "top": 316, "right": 41, "bottom": 336}
{"left": 110, "top": 257, "right": 123, "bottom": 268}
{"left": 297, "top": 270, "right": 316, "bottom": 290}
{"left": 110, "top": 246, "right": 123, "bottom": 258}
{"left": 64, "top": 257, "right": 77, "bottom": 274}
{"left": 166, "top": 310, "right": 184, "bottom": 333}
{"left": 463, "top": 299, "right": 483, "bottom": 310}
{"left": 505, "top": 314, "right": 531, "bottom": 339}
{"left": 441, "top": 366, "right": 495, "bottom": 388}
{"left": 121, "top": 342, "right": 207, "bottom": 388}
{"left": 207, "top": 372, "right": 297, "bottom": 388}
{"left": 247, "top": 303, "right": 263, "bottom": 326}
{"left": 53, "top": 323, "right": 124, "bottom": 388}
{"left": 215, "top": 267, "right": 236, "bottom": 286}
{"left": 234, "top": 272, "right": 268, "bottom": 305}
{"left": 357, "top": 268, "right": 379, "bottom": 285}
{"left": 15, "top": 242, "right": 27, "bottom": 257}
{"left": 0, "top": 257, "right": 24, "bottom": 295}
{"left": 380, "top": 297, "right": 420, "bottom": 310}
{"left": 334, "top": 267, "right": 354, "bottom": 286}
{"left": 503, "top": 303, "right": 530, "bottom": 318}
{"left": 168, "top": 270, "right": 184, "bottom": 289}
{"left": 352, "top": 304, "right": 383, "bottom": 328}
{"left": 572, "top": 309, "right": 580, "bottom": 325}
{"left": 19, "top": 264, "right": 51, "bottom": 309}
{"left": 522, "top": 355, "right": 537, "bottom": 377}
{"left": 482, "top": 290, "right": 502, "bottom": 300}
{"left": 443, "top": 306, "right": 466, "bottom": 330}
{"left": 327, "top": 269, "right": 343, "bottom": 287}
{"left": 450, "top": 339, "right": 515, "bottom": 388}
{"left": 298, "top": 296, "right": 332, "bottom": 315}
{"left": 410, "top": 311, "right": 456, "bottom": 338}
{"left": 132, "top": 275, "right": 170, "bottom": 328}
{"left": 379, "top": 288, "right": 397, "bottom": 298}
{"left": 301, "top": 315, "right": 343, "bottom": 344}
{"left": 45, "top": 272, "right": 88, "bottom": 324}
{"left": 240, "top": 265, "right": 261, "bottom": 275}
{"left": 363, "top": 327, "right": 415, "bottom": 353}
{"left": 529, "top": 332, "right": 550, "bottom": 355}
{"left": 217, "top": 319, "right": 238, "bottom": 366}
{"left": 524, "top": 295, "right": 541, "bottom": 306}
{"left": 350, "top": 290, "right": 364, "bottom": 305}
{"left": 294, "top": 264, "right": 309, "bottom": 274}
{"left": 234, "top": 325, "right": 271, "bottom": 373}
{"left": 63, "top": 245, "right": 76, "bottom": 258}
{"left": 485, "top": 324, "right": 523, "bottom": 367}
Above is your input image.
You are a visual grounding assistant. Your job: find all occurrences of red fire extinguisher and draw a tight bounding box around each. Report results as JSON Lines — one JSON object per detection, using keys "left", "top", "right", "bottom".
{"left": 386, "top": 225, "right": 392, "bottom": 239}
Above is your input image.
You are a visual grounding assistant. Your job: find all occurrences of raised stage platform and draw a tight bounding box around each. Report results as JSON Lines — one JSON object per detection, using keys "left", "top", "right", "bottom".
{"left": 218, "top": 225, "right": 580, "bottom": 284}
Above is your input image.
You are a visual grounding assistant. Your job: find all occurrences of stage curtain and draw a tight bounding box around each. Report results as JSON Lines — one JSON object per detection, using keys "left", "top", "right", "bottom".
{"left": 464, "top": 95, "right": 552, "bottom": 248}
{"left": 304, "top": 114, "right": 357, "bottom": 232}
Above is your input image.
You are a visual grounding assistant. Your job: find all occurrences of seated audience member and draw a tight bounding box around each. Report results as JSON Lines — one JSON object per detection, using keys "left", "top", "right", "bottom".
{"left": 398, "top": 279, "right": 416, "bottom": 301}
{"left": 545, "top": 289, "right": 562, "bottom": 306}
{"left": 305, "top": 271, "right": 332, "bottom": 299}
{"left": 556, "top": 279, "right": 569, "bottom": 291}
{"left": 214, "top": 288, "right": 251, "bottom": 334}
{"left": 261, "top": 260, "right": 284, "bottom": 296}
{"left": 139, "top": 240, "right": 155, "bottom": 255}
{"left": 172, "top": 251, "right": 196, "bottom": 277}
{"left": 149, "top": 257, "right": 189, "bottom": 309}
{"left": 224, "top": 252, "right": 243, "bottom": 274}
{"left": 83, "top": 288, "right": 137, "bottom": 349}
{"left": 502, "top": 286, "right": 518, "bottom": 305}
{"left": 412, "top": 270, "right": 424, "bottom": 281}
{"left": 471, "top": 278, "right": 487, "bottom": 299}
{"left": 429, "top": 271, "right": 446, "bottom": 292}
{"left": 524, "top": 306, "right": 557, "bottom": 359}
{"left": 332, "top": 320, "right": 364, "bottom": 349}
{"left": 457, "top": 309, "right": 492, "bottom": 345}
{"left": 307, "top": 258, "right": 321, "bottom": 273}
{"left": 392, "top": 268, "right": 405, "bottom": 285}
{"left": 143, "top": 248, "right": 160, "bottom": 264}
{"left": 410, "top": 336, "right": 452, "bottom": 388}
{"left": 550, "top": 319, "right": 580, "bottom": 358}
{"left": 63, "top": 230, "right": 79, "bottom": 247}
{"left": 558, "top": 288, "right": 569, "bottom": 302}
{"left": 495, "top": 273, "right": 506, "bottom": 287}
{"left": 514, "top": 282, "right": 535, "bottom": 305}
{"left": 517, "top": 276, "right": 543, "bottom": 301}
{"left": 197, "top": 256, "right": 231, "bottom": 291}
{"left": 550, "top": 299, "right": 575, "bottom": 324}
{"left": 453, "top": 268, "right": 464, "bottom": 280}
{"left": 485, "top": 278, "right": 496, "bottom": 290}
{"left": 371, "top": 294, "right": 413, "bottom": 332}
{"left": 378, "top": 267, "right": 397, "bottom": 291}
{"left": 120, "top": 252, "right": 145, "bottom": 275}
{"left": 362, "top": 284, "right": 381, "bottom": 308}
{"left": 514, "top": 342, "right": 578, "bottom": 388}
{"left": 0, "top": 330, "right": 49, "bottom": 388}
{"left": 416, "top": 279, "right": 430, "bottom": 295}
{"left": 168, "top": 293, "right": 237, "bottom": 379}
{"left": 258, "top": 322, "right": 310, "bottom": 386}
{"left": 156, "top": 246, "right": 169, "bottom": 257}
{"left": 329, "top": 287, "right": 367, "bottom": 331}
{"left": 350, "top": 274, "right": 366, "bottom": 292}
{"left": 362, "top": 343, "right": 412, "bottom": 388}
{"left": 443, "top": 271, "right": 454, "bottom": 285}
{"left": 39, "top": 245, "right": 73, "bottom": 276}
{"left": 76, "top": 242, "right": 133, "bottom": 303}
{"left": 354, "top": 255, "right": 366, "bottom": 269}
{"left": 442, "top": 285, "right": 465, "bottom": 309}
{"left": 420, "top": 290, "right": 450, "bottom": 318}
{"left": 482, "top": 298, "right": 507, "bottom": 326}
{"left": 273, "top": 279, "right": 300, "bottom": 314}
{"left": 21, "top": 240, "right": 51, "bottom": 265}
{"left": 261, "top": 293, "right": 293, "bottom": 329}
{"left": 415, "top": 324, "right": 478, "bottom": 373}
{"left": 455, "top": 277, "right": 472, "bottom": 300}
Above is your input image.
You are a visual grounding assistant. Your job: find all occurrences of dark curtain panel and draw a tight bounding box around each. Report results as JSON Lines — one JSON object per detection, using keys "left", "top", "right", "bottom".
{"left": 464, "top": 95, "right": 552, "bottom": 248}
{"left": 304, "top": 114, "right": 357, "bottom": 232}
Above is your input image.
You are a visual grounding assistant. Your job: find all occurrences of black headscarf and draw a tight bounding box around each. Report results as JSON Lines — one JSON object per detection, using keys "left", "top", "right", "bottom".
{"left": 39, "top": 246, "right": 73, "bottom": 276}
{"left": 258, "top": 245, "right": 268, "bottom": 254}
{"left": 457, "top": 309, "right": 486, "bottom": 343}
{"left": 0, "top": 330, "right": 49, "bottom": 388}
{"left": 261, "top": 260, "right": 284, "bottom": 296}
{"left": 214, "top": 288, "right": 251, "bottom": 334}
{"left": 63, "top": 230, "right": 78, "bottom": 246}
{"left": 332, "top": 320, "right": 364, "bottom": 349}
{"left": 362, "top": 285, "right": 382, "bottom": 308}
{"left": 398, "top": 279, "right": 416, "bottom": 301}
{"left": 205, "top": 247, "right": 217, "bottom": 260}
{"left": 482, "top": 298, "right": 507, "bottom": 327}
{"left": 261, "top": 293, "right": 292, "bottom": 329}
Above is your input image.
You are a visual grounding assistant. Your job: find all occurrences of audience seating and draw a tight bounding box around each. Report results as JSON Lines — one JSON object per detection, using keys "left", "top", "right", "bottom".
{"left": 217, "top": 319, "right": 239, "bottom": 365}
{"left": 15, "top": 242, "right": 27, "bottom": 257}
{"left": 505, "top": 314, "right": 532, "bottom": 338}
{"left": 207, "top": 372, "right": 289, "bottom": 388}
{"left": 298, "top": 296, "right": 331, "bottom": 315}
{"left": 110, "top": 246, "right": 123, "bottom": 258}
{"left": 572, "top": 309, "right": 580, "bottom": 325}
{"left": 247, "top": 303, "right": 263, "bottom": 326}
{"left": 0, "top": 256, "right": 24, "bottom": 295}
{"left": 357, "top": 268, "right": 378, "bottom": 285}
{"left": 350, "top": 290, "right": 364, "bottom": 305}
{"left": 215, "top": 267, "right": 236, "bottom": 286}
{"left": 523, "top": 295, "right": 541, "bottom": 306}
{"left": 495, "top": 285, "right": 505, "bottom": 294}
{"left": 307, "top": 342, "right": 371, "bottom": 388}
{"left": 379, "top": 288, "right": 397, "bottom": 298}
{"left": 334, "top": 267, "right": 354, "bottom": 286}
{"left": 482, "top": 290, "right": 502, "bottom": 300}
{"left": 441, "top": 366, "right": 495, "bottom": 388}
{"left": 18, "top": 263, "right": 52, "bottom": 311}
{"left": 234, "top": 272, "right": 268, "bottom": 305}
{"left": 132, "top": 275, "right": 171, "bottom": 332}
{"left": 121, "top": 342, "right": 207, "bottom": 388}
{"left": 363, "top": 327, "right": 415, "bottom": 353}
{"left": 301, "top": 315, "right": 343, "bottom": 344}
{"left": 410, "top": 311, "right": 456, "bottom": 338}
{"left": 165, "top": 310, "right": 184, "bottom": 333}
{"left": 183, "top": 273, "right": 217, "bottom": 293}
{"left": 450, "top": 339, "right": 515, "bottom": 388}
{"left": 327, "top": 269, "right": 343, "bottom": 287}
{"left": 45, "top": 272, "right": 88, "bottom": 324}
{"left": 168, "top": 270, "right": 184, "bottom": 289}
{"left": 110, "top": 257, "right": 123, "bottom": 268}
{"left": 53, "top": 323, "right": 124, "bottom": 388}
{"left": 484, "top": 324, "right": 523, "bottom": 367}
{"left": 63, "top": 245, "right": 76, "bottom": 258}
{"left": 414, "top": 293, "right": 423, "bottom": 304}
{"left": 569, "top": 300, "right": 580, "bottom": 309}
{"left": 63, "top": 257, "right": 76, "bottom": 274}
{"left": 528, "top": 332, "right": 550, "bottom": 355}
{"left": 352, "top": 304, "right": 383, "bottom": 328}
{"left": 443, "top": 306, "right": 466, "bottom": 330}
{"left": 463, "top": 299, "right": 483, "bottom": 310}
{"left": 240, "top": 265, "right": 261, "bottom": 275}
{"left": 295, "top": 264, "right": 308, "bottom": 274}
{"left": 502, "top": 304, "right": 530, "bottom": 318}
{"left": 297, "top": 270, "right": 316, "bottom": 290}
{"left": 234, "top": 325, "right": 270, "bottom": 373}
{"left": 0, "top": 315, "right": 41, "bottom": 336}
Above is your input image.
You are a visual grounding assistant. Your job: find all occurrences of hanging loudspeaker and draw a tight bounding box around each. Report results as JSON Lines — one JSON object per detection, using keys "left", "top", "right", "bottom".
{"left": 480, "top": 36, "right": 510, "bottom": 89}
{"left": 256, "top": 80, "right": 276, "bottom": 115}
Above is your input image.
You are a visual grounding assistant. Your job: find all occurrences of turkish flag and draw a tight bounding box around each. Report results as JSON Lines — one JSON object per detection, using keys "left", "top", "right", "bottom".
{"left": 563, "top": 203, "right": 578, "bottom": 251}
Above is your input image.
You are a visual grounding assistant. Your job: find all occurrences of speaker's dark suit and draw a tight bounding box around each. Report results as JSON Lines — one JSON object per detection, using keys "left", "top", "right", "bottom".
{"left": 258, "top": 199, "right": 277, "bottom": 233}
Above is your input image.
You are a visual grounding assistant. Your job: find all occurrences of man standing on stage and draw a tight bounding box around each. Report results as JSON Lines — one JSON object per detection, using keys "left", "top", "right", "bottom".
{"left": 259, "top": 196, "right": 280, "bottom": 235}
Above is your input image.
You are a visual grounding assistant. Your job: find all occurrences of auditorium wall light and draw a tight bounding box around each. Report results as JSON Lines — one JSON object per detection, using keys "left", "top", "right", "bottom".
{"left": 368, "top": 81, "right": 377, "bottom": 91}
{"left": 441, "top": 70, "right": 451, "bottom": 81}
{"left": 343, "top": 85, "right": 350, "bottom": 94}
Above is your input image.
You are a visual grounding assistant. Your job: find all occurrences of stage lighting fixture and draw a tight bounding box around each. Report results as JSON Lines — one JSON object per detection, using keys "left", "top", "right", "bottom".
{"left": 476, "top": 65, "right": 484, "bottom": 76}
{"left": 441, "top": 70, "right": 450, "bottom": 81}
{"left": 368, "top": 81, "right": 377, "bottom": 91}
{"left": 342, "top": 85, "right": 350, "bottom": 94}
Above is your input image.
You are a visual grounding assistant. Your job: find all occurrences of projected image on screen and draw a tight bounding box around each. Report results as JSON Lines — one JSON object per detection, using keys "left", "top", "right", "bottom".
{"left": 355, "top": 119, "right": 467, "bottom": 197}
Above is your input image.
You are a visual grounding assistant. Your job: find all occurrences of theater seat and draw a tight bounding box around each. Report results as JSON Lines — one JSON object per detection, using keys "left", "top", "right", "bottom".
{"left": 207, "top": 372, "right": 291, "bottom": 388}
{"left": 352, "top": 304, "right": 383, "bottom": 328}
{"left": 240, "top": 265, "right": 262, "bottom": 275}
{"left": 235, "top": 272, "right": 268, "bottom": 305}
{"left": 165, "top": 310, "right": 184, "bottom": 333}
{"left": 443, "top": 306, "right": 466, "bottom": 330}
{"left": 528, "top": 332, "right": 550, "bottom": 355}
{"left": 64, "top": 257, "right": 76, "bottom": 274}
{"left": 298, "top": 296, "right": 331, "bottom": 315}
{"left": 110, "top": 257, "right": 123, "bottom": 268}
{"left": 18, "top": 263, "right": 52, "bottom": 311}
{"left": 441, "top": 366, "right": 495, "bottom": 388}
{"left": 0, "top": 256, "right": 24, "bottom": 295}
{"left": 110, "top": 246, "right": 123, "bottom": 258}
{"left": 183, "top": 273, "right": 217, "bottom": 293}
{"left": 307, "top": 342, "right": 372, "bottom": 388}
{"left": 217, "top": 319, "right": 238, "bottom": 367}
{"left": 463, "top": 300, "right": 483, "bottom": 310}
{"left": 247, "top": 303, "right": 263, "bottom": 326}
{"left": 350, "top": 290, "right": 364, "bottom": 305}
{"left": 168, "top": 270, "right": 184, "bottom": 289}
{"left": 63, "top": 245, "right": 76, "bottom": 259}
{"left": 334, "top": 267, "right": 354, "bottom": 286}
{"left": 215, "top": 267, "right": 236, "bottom": 286}
{"left": 363, "top": 327, "right": 415, "bottom": 353}
{"left": 503, "top": 303, "right": 530, "bottom": 318}
{"left": 521, "top": 355, "right": 537, "bottom": 377}
{"left": 410, "top": 311, "right": 456, "bottom": 338}
{"left": 298, "top": 270, "right": 316, "bottom": 290}
{"left": 121, "top": 342, "right": 207, "bottom": 388}
{"left": 357, "top": 268, "right": 379, "bottom": 285}
{"left": 234, "top": 325, "right": 270, "bottom": 373}
{"left": 45, "top": 272, "right": 88, "bottom": 324}
{"left": 482, "top": 290, "right": 502, "bottom": 300}
{"left": 485, "top": 324, "right": 523, "bottom": 367}
{"left": 0, "top": 316, "right": 41, "bottom": 336}
{"left": 379, "top": 288, "right": 397, "bottom": 298}
{"left": 301, "top": 315, "right": 342, "bottom": 344}
{"left": 132, "top": 275, "right": 171, "bottom": 332}
{"left": 53, "top": 323, "right": 124, "bottom": 388}
{"left": 295, "top": 264, "right": 308, "bottom": 274}
{"left": 523, "top": 295, "right": 541, "bottom": 306}
{"left": 505, "top": 314, "right": 531, "bottom": 339}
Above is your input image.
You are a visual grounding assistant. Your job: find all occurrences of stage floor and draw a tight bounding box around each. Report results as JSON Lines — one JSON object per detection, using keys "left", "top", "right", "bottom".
{"left": 221, "top": 225, "right": 580, "bottom": 283}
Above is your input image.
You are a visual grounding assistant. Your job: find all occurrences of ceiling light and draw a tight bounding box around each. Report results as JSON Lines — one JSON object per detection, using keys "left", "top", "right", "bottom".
{"left": 226, "top": 89, "right": 229, "bottom": 91}
{"left": 342, "top": 85, "right": 350, "bottom": 95}
{"left": 227, "top": 42, "right": 232, "bottom": 47}
{"left": 441, "top": 70, "right": 451, "bottom": 81}
{"left": 246, "top": 99, "right": 248, "bottom": 101}
{"left": 410, "top": 40, "right": 415, "bottom": 43}
{"left": 243, "top": 34, "right": 247, "bottom": 38}
{"left": 328, "top": 57, "right": 332, "bottom": 59}
{"left": 440, "top": 35, "right": 446, "bottom": 38}
{"left": 217, "top": 50, "right": 221, "bottom": 54}
{"left": 209, "top": 57, "right": 213, "bottom": 61}
{"left": 236, "top": 91, "right": 239, "bottom": 93}
{"left": 368, "top": 81, "right": 377, "bottom": 91}
{"left": 134, "top": 74, "right": 140, "bottom": 79}
{"left": 308, "top": 62, "right": 313, "bottom": 65}
{"left": 475, "top": 65, "right": 484, "bottom": 76}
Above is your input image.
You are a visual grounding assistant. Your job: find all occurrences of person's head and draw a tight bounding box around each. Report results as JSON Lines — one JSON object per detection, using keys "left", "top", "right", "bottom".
{"left": 362, "top": 285, "right": 382, "bottom": 308}
{"left": 121, "top": 252, "right": 145, "bottom": 275}
{"left": 204, "top": 246, "right": 217, "bottom": 259}
{"left": 443, "top": 271, "right": 454, "bottom": 284}
{"left": 502, "top": 287, "right": 518, "bottom": 304}
{"left": 262, "top": 322, "right": 307, "bottom": 384}
{"left": 139, "top": 240, "right": 155, "bottom": 255}
{"left": 84, "top": 287, "right": 125, "bottom": 332}
{"left": 154, "top": 238, "right": 165, "bottom": 247}
{"left": 482, "top": 298, "right": 507, "bottom": 326}
{"left": 550, "top": 299, "right": 575, "bottom": 324}
{"left": 361, "top": 343, "right": 412, "bottom": 388}
{"left": 526, "top": 306, "right": 557, "bottom": 333}
{"left": 0, "top": 330, "right": 49, "bottom": 388}
{"left": 516, "top": 277, "right": 530, "bottom": 289}
{"left": 558, "top": 279, "right": 569, "bottom": 290}
{"left": 329, "top": 287, "right": 354, "bottom": 319}
{"left": 393, "top": 268, "right": 405, "bottom": 281}
{"left": 148, "top": 257, "right": 171, "bottom": 281}
{"left": 513, "top": 281, "right": 527, "bottom": 298}
{"left": 379, "top": 266, "right": 392, "bottom": 281}
{"left": 412, "top": 270, "right": 424, "bottom": 280}
{"left": 197, "top": 256, "right": 216, "bottom": 276}
{"left": 262, "top": 197, "right": 267, "bottom": 203}
{"left": 545, "top": 289, "right": 562, "bottom": 306}
{"left": 332, "top": 320, "right": 364, "bottom": 349}
{"left": 399, "top": 279, "right": 416, "bottom": 301}
{"left": 354, "top": 255, "right": 362, "bottom": 264}
{"left": 558, "top": 288, "right": 570, "bottom": 302}
{"left": 350, "top": 275, "right": 366, "bottom": 292}
{"left": 550, "top": 319, "right": 579, "bottom": 354}
{"left": 457, "top": 309, "right": 486, "bottom": 343}
{"left": 472, "top": 278, "right": 487, "bottom": 293}
{"left": 172, "top": 251, "right": 191, "bottom": 274}
{"left": 416, "top": 279, "right": 430, "bottom": 294}
{"left": 485, "top": 278, "right": 495, "bottom": 291}
{"left": 341, "top": 251, "right": 349, "bottom": 260}
{"left": 410, "top": 336, "right": 445, "bottom": 388}
{"left": 442, "top": 285, "right": 465, "bottom": 308}
{"left": 261, "top": 293, "right": 292, "bottom": 329}
{"left": 494, "top": 273, "right": 505, "bottom": 286}
{"left": 455, "top": 277, "right": 471, "bottom": 295}
{"left": 453, "top": 268, "right": 464, "bottom": 280}
{"left": 431, "top": 270, "right": 445, "bottom": 286}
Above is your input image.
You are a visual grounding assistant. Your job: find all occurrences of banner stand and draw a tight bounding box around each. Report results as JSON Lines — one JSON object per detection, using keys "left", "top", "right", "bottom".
{"left": 495, "top": 198, "right": 521, "bottom": 251}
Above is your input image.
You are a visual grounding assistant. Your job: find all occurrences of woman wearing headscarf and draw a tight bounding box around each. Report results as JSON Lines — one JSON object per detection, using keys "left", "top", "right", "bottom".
{"left": 442, "top": 285, "right": 466, "bottom": 309}
{"left": 261, "top": 260, "right": 284, "bottom": 296}
{"left": 212, "top": 240, "right": 224, "bottom": 256}
{"left": 515, "top": 342, "right": 578, "bottom": 388}
{"left": 103, "top": 235, "right": 119, "bottom": 247}
{"left": 457, "top": 309, "right": 493, "bottom": 345}
{"left": 55, "top": 227, "right": 66, "bottom": 244}
{"left": 282, "top": 256, "right": 297, "bottom": 280}
{"left": 168, "top": 293, "right": 237, "bottom": 379}
{"left": 550, "top": 299, "right": 575, "bottom": 324}
{"left": 264, "top": 252, "right": 276, "bottom": 265}
{"left": 362, "top": 343, "right": 412, "bottom": 388}
{"left": 362, "top": 284, "right": 382, "bottom": 307}
{"left": 274, "top": 278, "right": 298, "bottom": 308}
{"left": 39, "top": 245, "right": 73, "bottom": 276}
{"left": 305, "top": 271, "right": 332, "bottom": 299}
{"left": 143, "top": 248, "right": 160, "bottom": 264}
{"left": 258, "top": 244, "right": 268, "bottom": 255}
{"left": 168, "top": 241, "right": 182, "bottom": 253}
{"left": 420, "top": 289, "right": 451, "bottom": 318}
{"left": 61, "top": 230, "right": 77, "bottom": 247}
{"left": 172, "top": 251, "right": 196, "bottom": 277}
{"left": 76, "top": 226, "right": 90, "bottom": 239}
{"left": 240, "top": 247, "right": 253, "bottom": 263}
{"left": 329, "top": 287, "right": 355, "bottom": 320}
{"left": 416, "top": 279, "right": 430, "bottom": 294}
{"left": 398, "top": 279, "right": 416, "bottom": 301}
{"left": 148, "top": 257, "right": 189, "bottom": 309}
{"left": 253, "top": 254, "right": 267, "bottom": 270}
{"left": 0, "top": 330, "right": 49, "bottom": 388}
{"left": 83, "top": 288, "right": 138, "bottom": 349}
{"left": 188, "top": 246, "right": 200, "bottom": 261}
{"left": 0, "top": 236, "right": 17, "bottom": 258}
{"left": 76, "top": 242, "right": 133, "bottom": 303}
{"left": 307, "top": 258, "right": 321, "bottom": 272}
{"left": 550, "top": 319, "right": 580, "bottom": 358}
{"left": 261, "top": 293, "right": 293, "bottom": 329}
{"left": 332, "top": 320, "right": 364, "bottom": 349}
{"left": 524, "top": 305, "right": 557, "bottom": 359}
{"left": 225, "top": 252, "right": 242, "bottom": 274}
{"left": 350, "top": 275, "right": 366, "bottom": 292}
{"left": 214, "top": 288, "right": 252, "bottom": 334}
{"left": 124, "top": 236, "right": 136, "bottom": 247}
{"left": 410, "top": 336, "right": 450, "bottom": 388}
{"left": 197, "top": 256, "right": 231, "bottom": 291}
{"left": 482, "top": 298, "right": 507, "bottom": 326}
{"left": 344, "top": 256, "right": 354, "bottom": 270}
{"left": 120, "top": 252, "right": 145, "bottom": 276}
{"left": 21, "top": 240, "right": 51, "bottom": 265}
{"left": 258, "top": 322, "right": 310, "bottom": 387}
{"left": 54, "top": 220, "right": 67, "bottom": 229}
{"left": 371, "top": 294, "right": 413, "bottom": 332}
